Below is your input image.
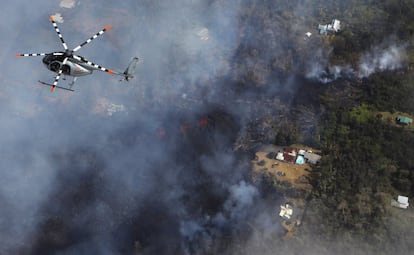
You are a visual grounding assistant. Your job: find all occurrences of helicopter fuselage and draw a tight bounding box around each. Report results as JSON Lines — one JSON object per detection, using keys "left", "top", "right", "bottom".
{"left": 42, "top": 53, "right": 93, "bottom": 77}
{"left": 17, "top": 16, "right": 138, "bottom": 92}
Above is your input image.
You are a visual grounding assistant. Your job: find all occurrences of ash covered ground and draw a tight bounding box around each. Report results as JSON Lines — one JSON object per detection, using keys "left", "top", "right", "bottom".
{"left": 0, "top": 0, "right": 412, "bottom": 254}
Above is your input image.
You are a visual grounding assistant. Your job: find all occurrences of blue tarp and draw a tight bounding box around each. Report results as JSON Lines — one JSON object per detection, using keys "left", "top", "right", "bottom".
{"left": 296, "top": 155, "right": 304, "bottom": 165}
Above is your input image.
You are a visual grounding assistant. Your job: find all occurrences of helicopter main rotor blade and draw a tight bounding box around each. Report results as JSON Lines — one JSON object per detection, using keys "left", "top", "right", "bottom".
{"left": 50, "top": 16, "right": 68, "bottom": 50}
{"left": 15, "top": 52, "right": 64, "bottom": 57}
{"left": 15, "top": 53, "right": 47, "bottom": 57}
{"left": 73, "top": 55, "right": 119, "bottom": 75}
{"left": 50, "top": 57, "right": 68, "bottom": 92}
{"left": 73, "top": 25, "right": 111, "bottom": 52}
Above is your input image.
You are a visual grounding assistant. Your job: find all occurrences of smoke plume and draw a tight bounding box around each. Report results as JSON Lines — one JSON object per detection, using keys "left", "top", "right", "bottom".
{"left": 358, "top": 44, "right": 406, "bottom": 77}
{"left": 306, "top": 43, "right": 406, "bottom": 83}
{"left": 0, "top": 0, "right": 412, "bottom": 254}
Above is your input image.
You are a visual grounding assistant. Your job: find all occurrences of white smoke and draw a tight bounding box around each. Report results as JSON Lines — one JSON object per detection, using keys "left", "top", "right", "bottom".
{"left": 306, "top": 62, "right": 353, "bottom": 84}
{"left": 180, "top": 220, "right": 204, "bottom": 242}
{"left": 223, "top": 180, "right": 259, "bottom": 222}
{"left": 59, "top": 0, "right": 76, "bottom": 9}
{"left": 179, "top": 181, "right": 258, "bottom": 238}
{"left": 306, "top": 44, "right": 406, "bottom": 83}
{"left": 358, "top": 45, "right": 405, "bottom": 78}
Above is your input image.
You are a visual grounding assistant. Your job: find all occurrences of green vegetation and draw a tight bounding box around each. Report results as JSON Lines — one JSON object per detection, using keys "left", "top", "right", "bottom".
{"left": 269, "top": 0, "right": 414, "bottom": 233}
{"left": 364, "top": 72, "right": 414, "bottom": 113}
{"left": 314, "top": 79, "right": 414, "bottom": 232}
{"left": 292, "top": 0, "right": 414, "bottom": 236}
{"left": 246, "top": 0, "right": 414, "bottom": 252}
{"left": 274, "top": 124, "right": 299, "bottom": 146}
{"left": 308, "top": 0, "right": 414, "bottom": 66}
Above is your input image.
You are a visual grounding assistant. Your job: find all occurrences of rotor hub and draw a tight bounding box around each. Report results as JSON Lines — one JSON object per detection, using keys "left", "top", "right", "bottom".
{"left": 64, "top": 49, "right": 74, "bottom": 57}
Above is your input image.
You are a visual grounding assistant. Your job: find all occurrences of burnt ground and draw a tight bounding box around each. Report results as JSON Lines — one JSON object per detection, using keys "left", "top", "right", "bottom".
{"left": 22, "top": 107, "right": 258, "bottom": 255}
{"left": 20, "top": 72, "right": 360, "bottom": 254}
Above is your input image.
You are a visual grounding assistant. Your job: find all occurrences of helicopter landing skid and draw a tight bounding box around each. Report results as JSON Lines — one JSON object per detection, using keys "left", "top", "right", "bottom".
{"left": 38, "top": 80, "right": 74, "bottom": 92}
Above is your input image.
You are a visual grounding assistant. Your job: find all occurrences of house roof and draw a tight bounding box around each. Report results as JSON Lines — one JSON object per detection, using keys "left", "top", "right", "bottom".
{"left": 279, "top": 204, "right": 293, "bottom": 219}
{"left": 283, "top": 152, "right": 296, "bottom": 163}
{"left": 304, "top": 152, "right": 321, "bottom": 163}
{"left": 296, "top": 155, "right": 305, "bottom": 165}
{"left": 398, "top": 195, "right": 409, "bottom": 205}
{"left": 276, "top": 152, "right": 284, "bottom": 161}
{"left": 331, "top": 19, "right": 341, "bottom": 31}
{"left": 285, "top": 147, "right": 296, "bottom": 154}
{"left": 318, "top": 19, "right": 341, "bottom": 34}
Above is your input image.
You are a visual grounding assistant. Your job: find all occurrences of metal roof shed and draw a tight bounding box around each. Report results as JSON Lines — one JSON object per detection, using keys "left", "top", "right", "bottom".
{"left": 391, "top": 195, "right": 409, "bottom": 209}
{"left": 396, "top": 116, "right": 413, "bottom": 125}
{"left": 398, "top": 196, "right": 409, "bottom": 209}
{"left": 304, "top": 152, "right": 321, "bottom": 165}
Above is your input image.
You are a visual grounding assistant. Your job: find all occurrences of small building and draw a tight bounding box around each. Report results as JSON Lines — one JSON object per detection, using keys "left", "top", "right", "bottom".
{"left": 318, "top": 19, "right": 341, "bottom": 35}
{"left": 391, "top": 196, "right": 409, "bottom": 209}
{"left": 266, "top": 151, "right": 277, "bottom": 159}
{"left": 391, "top": 195, "right": 409, "bottom": 209}
{"left": 396, "top": 116, "right": 413, "bottom": 125}
{"left": 276, "top": 152, "right": 284, "bottom": 161}
{"left": 304, "top": 152, "right": 321, "bottom": 165}
{"left": 296, "top": 155, "right": 305, "bottom": 165}
{"left": 279, "top": 204, "right": 293, "bottom": 219}
{"left": 283, "top": 148, "right": 297, "bottom": 163}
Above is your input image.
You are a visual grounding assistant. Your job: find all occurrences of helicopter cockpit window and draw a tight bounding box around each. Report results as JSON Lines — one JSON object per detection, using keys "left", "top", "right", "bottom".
{"left": 42, "top": 54, "right": 64, "bottom": 65}
{"left": 49, "top": 61, "right": 61, "bottom": 72}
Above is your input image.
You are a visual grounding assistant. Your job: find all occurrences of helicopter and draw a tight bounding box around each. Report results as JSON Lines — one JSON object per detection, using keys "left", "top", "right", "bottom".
{"left": 16, "top": 16, "right": 139, "bottom": 92}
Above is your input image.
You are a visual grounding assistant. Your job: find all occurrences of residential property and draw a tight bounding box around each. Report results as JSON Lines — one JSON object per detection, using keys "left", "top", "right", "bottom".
{"left": 391, "top": 195, "right": 409, "bottom": 209}
{"left": 279, "top": 204, "right": 293, "bottom": 219}
{"left": 283, "top": 147, "right": 297, "bottom": 163}
{"left": 318, "top": 19, "right": 341, "bottom": 35}
{"left": 274, "top": 147, "right": 321, "bottom": 165}
{"left": 276, "top": 152, "right": 284, "bottom": 161}
{"left": 304, "top": 151, "right": 322, "bottom": 165}
{"left": 396, "top": 116, "right": 413, "bottom": 125}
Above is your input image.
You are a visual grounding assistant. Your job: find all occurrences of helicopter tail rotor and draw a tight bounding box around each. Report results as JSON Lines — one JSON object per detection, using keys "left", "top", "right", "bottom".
{"left": 121, "top": 57, "right": 139, "bottom": 81}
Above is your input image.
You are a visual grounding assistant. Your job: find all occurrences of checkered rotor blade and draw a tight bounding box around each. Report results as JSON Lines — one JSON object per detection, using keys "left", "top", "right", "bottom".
{"left": 15, "top": 52, "right": 64, "bottom": 57}
{"left": 73, "top": 55, "right": 118, "bottom": 75}
{"left": 73, "top": 25, "right": 111, "bottom": 52}
{"left": 15, "top": 53, "right": 47, "bottom": 57}
{"left": 50, "top": 16, "right": 68, "bottom": 50}
{"left": 50, "top": 57, "right": 68, "bottom": 92}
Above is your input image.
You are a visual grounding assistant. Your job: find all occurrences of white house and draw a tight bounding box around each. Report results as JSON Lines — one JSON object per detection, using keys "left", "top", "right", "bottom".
{"left": 276, "top": 152, "right": 284, "bottom": 161}
{"left": 397, "top": 196, "right": 409, "bottom": 209}
{"left": 304, "top": 151, "right": 321, "bottom": 165}
{"left": 279, "top": 204, "right": 293, "bottom": 219}
{"left": 318, "top": 19, "right": 341, "bottom": 35}
{"left": 391, "top": 195, "right": 409, "bottom": 209}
